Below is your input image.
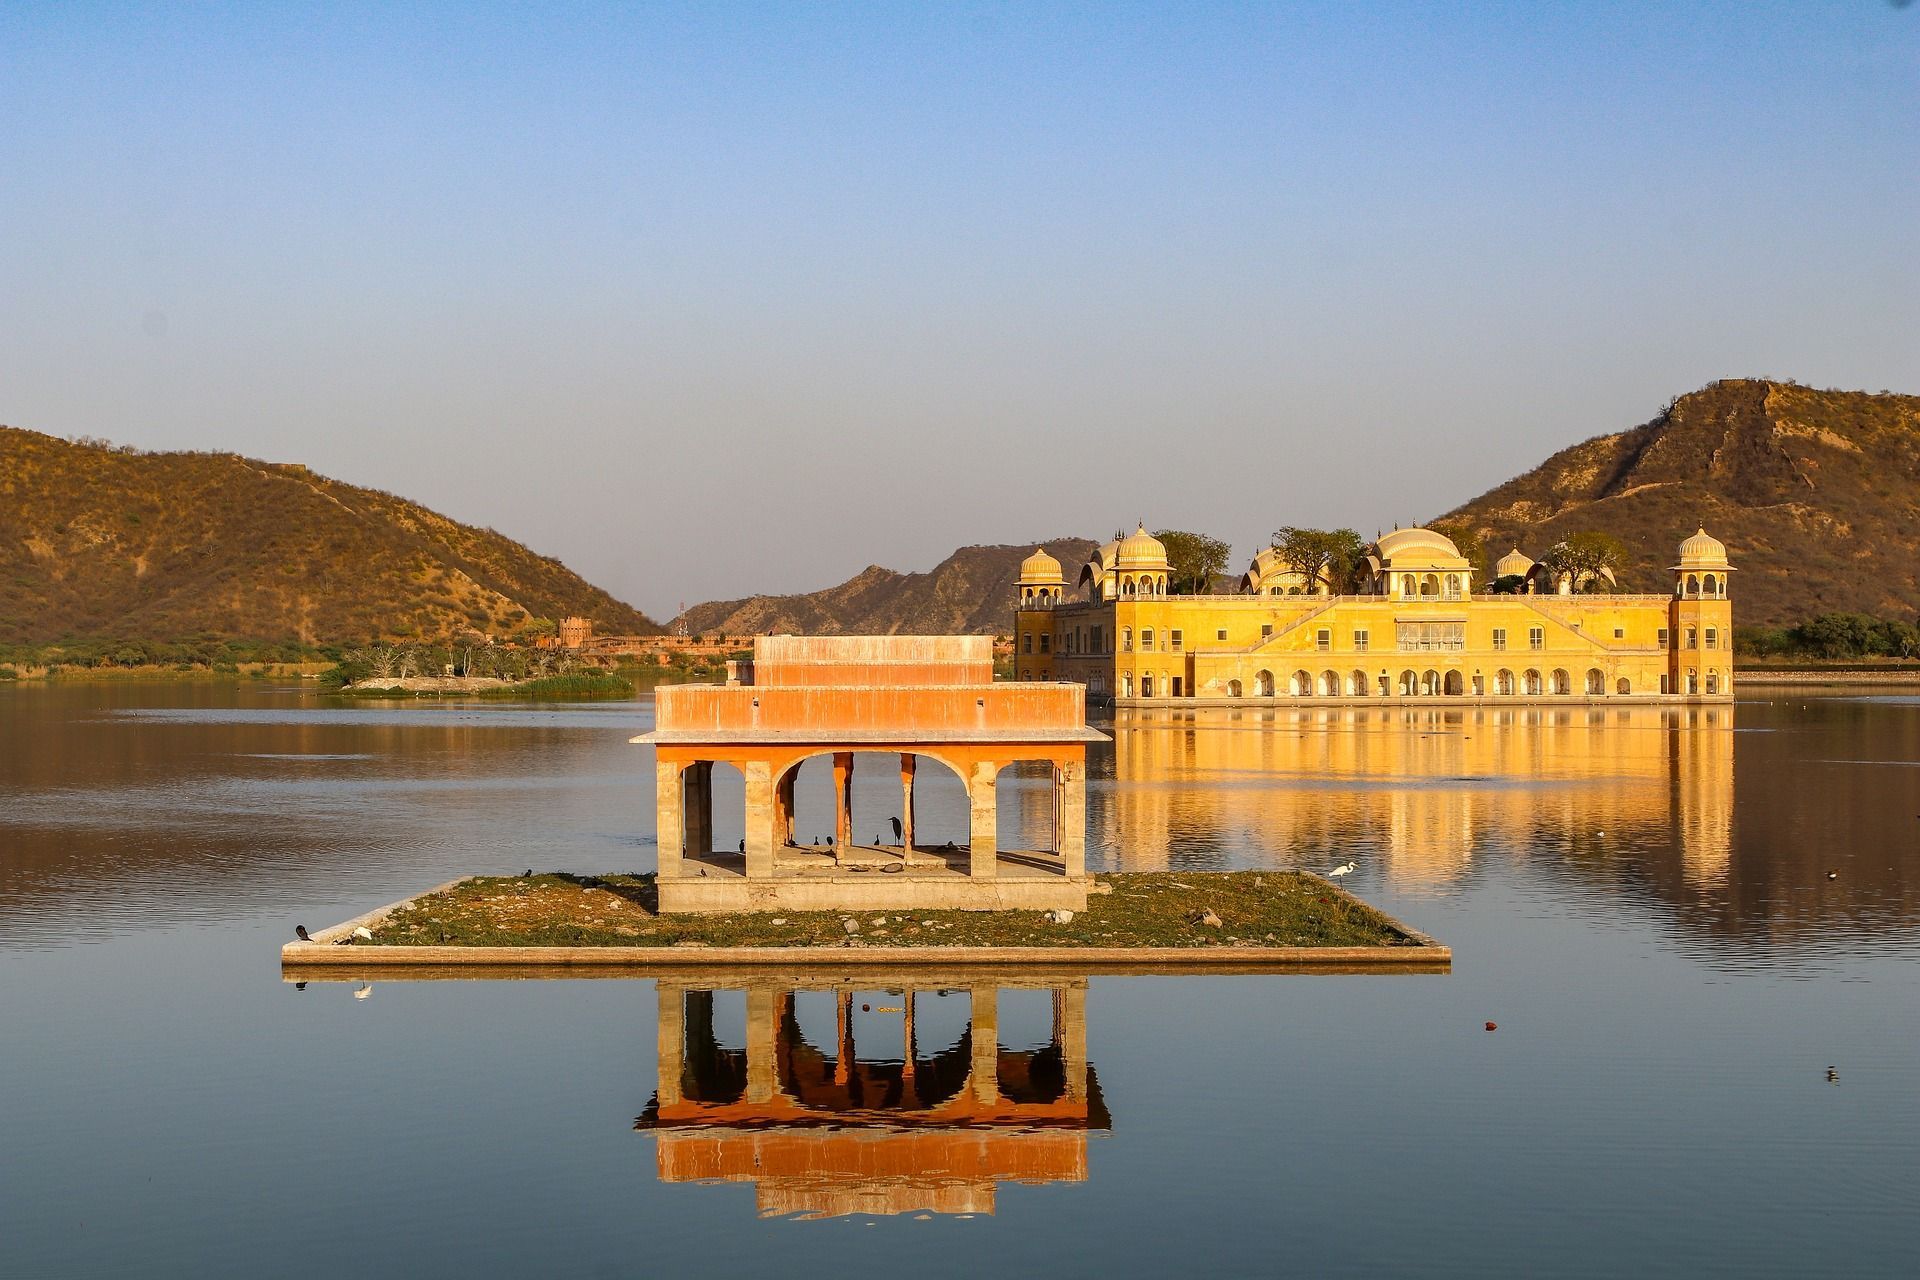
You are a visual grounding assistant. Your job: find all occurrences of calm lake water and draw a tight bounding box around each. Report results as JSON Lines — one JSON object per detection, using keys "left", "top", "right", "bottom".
{"left": 3, "top": 681, "right": 1918, "bottom": 1277}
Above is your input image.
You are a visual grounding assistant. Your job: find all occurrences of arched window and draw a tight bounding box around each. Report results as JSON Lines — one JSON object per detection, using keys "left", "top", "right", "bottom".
{"left": 1686, "top": 574, "right": 1699, "bottom": 597}
{"left": 1444, "top": 670, "right": 1465, "bottom": 696}
{"left": 1685, "top": 626, "right": 1697, "bottom": 649}
{"left": 1617, "top": 677, "right": 1631, "bottom": 695}
{"left": 1524, "top": 669, "right": 1543, "bottom": 696}
{"left": 1705, "top": 671, "right": 1720, "bottom": 695}
{"left": 1398, "top": 669, "right": 1417, "bottom": 696}
{"left": 1586, "top": 668, "right": 1605, "bottom": 695}
{"left": 1551, "top": 669, "right": 1571, "bottom": 695}
{"left": 1226, "top": 678, "right": 1243, "bottom": 698}
{"left": 1496, "top": 669, "right": 1514, "bottom": 695}
{"left": 1421, "top": 574, "right": 1439, "bottom": 597}
{"left": 1121, "top": 673, "right": 1133, "bottom": 697}
{"left": 1255, "top": 669, "right": 1275, "bottom": 697}
{"left": 1686, "top": 669, "right": 1699, "bottom": 695}
{"left": 1350, "top": 669, "right": 1369, "bottom": 696}
{"left": 1401, "top": 574, "right": 1416, "bottom": 596}
{"left": 1703, "top": 573, "right": 1717, "bottom": 596}
{"left": 1320, "top": 670, "right": 1340, "bottom": 696}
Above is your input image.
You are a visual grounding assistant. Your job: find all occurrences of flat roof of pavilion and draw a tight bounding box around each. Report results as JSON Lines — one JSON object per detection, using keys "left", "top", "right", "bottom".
{"left": 633, "top": 634, "right": 1105, "bottom": 746}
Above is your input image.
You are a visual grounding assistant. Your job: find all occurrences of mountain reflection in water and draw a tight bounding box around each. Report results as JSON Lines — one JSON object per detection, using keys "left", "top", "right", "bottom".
{"left": 637, "top": 977, "right": 1106, "bottom": 1219}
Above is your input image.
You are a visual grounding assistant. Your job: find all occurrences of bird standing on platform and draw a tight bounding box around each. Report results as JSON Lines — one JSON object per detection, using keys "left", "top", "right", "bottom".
{"left": 294, "top": 925, "right": 311, "bottom": 942}
{"left": 890, "top": 816, "right": 903, "bottom": 841}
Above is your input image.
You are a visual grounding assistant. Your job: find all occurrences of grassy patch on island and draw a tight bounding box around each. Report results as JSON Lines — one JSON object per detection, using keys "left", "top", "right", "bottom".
{"left": 357, "top": 871, "right": 1421, "bottom": 950}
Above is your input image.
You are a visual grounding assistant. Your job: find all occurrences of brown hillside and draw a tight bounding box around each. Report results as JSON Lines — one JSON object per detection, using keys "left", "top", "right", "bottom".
{"left": 675, "top": 540, "right": 1098, "bottom": 636}
{"left": 1433, "top": 380, "right": 1920, "bottom": 627}
{"left": 0, "top": 427, "right": 659, "bottom": 645}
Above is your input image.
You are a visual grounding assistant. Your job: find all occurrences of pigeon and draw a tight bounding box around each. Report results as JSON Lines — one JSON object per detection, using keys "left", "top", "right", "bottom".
{"left": 295, "top": 925, "right": 312, "bottom": 942}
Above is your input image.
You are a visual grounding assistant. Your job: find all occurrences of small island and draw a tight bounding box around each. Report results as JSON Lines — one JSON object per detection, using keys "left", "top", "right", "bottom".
{"left": 282, "top": 869, "right": 1446, "bottom": 970}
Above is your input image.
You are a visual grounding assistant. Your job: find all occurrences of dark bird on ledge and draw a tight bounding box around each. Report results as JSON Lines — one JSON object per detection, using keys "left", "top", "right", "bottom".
{"left": 738, "top": 838, "right": 745, "bottom": 854}
{"left": 523, "top": 869, "right": 533, "bottom": 878}
{"left": 295, "top": 925, "right": 311, "bottom": 941}
{"left": 890, "top": 816, "right": 903, "bottom": 840}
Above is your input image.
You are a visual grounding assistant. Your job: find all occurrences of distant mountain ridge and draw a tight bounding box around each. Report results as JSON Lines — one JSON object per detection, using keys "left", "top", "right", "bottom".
{"left": 0, "top": 427, "right": 659, "bottom": 645}
{"left": 673, "top": 540, "right": 1099, "bottom": 636}
{"left": 1434, "top": 380, "right": 1920, "bottom": 627}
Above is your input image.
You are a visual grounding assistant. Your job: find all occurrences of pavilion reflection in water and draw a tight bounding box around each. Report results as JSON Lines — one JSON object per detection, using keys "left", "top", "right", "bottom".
{"left": 1100, "top": 704, "right": 1734, "bottom": 887}
{"left": 637, "top": 977, "right": 1108, "bottom": 1219}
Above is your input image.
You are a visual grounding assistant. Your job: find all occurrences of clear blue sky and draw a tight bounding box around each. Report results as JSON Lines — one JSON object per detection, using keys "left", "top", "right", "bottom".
{"left": 3, "top": 2, "right": 1916, "bottom": 618}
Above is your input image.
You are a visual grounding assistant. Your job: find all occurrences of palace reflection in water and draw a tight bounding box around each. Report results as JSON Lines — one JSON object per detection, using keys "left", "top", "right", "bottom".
{"left": 637, "top": 976, "right": 1107, "bottom": 1219}
{"left": 1093, "top": 704, "right": 1734, "bottom": 888}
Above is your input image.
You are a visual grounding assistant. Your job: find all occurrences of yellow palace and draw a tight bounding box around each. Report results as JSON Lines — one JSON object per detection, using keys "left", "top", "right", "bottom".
{"left": 1012, "top": 524, "right": 1734, "bottom": 703}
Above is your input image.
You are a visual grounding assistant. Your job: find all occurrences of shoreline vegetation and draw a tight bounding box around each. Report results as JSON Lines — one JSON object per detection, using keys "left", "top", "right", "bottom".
{"left": 347, "top": 871, "right": 1421, "bottom": 951}
{"left": 11, "top": 607, "right": 1920, "bottom": 689}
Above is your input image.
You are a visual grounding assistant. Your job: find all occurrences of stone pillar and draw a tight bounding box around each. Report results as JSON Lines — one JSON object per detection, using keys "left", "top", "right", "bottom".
{"left": 1057, "top": 757, "right": 1086, "bottom": 879}
{"left": 832, "top": 752, "right": 854, "bottom": 851}
{"left": 1059, "top": 982, "right": 1088, "bottom": 1102}
{"left": 684, "top": 762, "right": 713, "bottom": 862}
{"left": 743, "top": 759, "right": 776, "bottom": 879}
{"left": 970, "top": 985, "right": 1000, "bottom": 1104}
{"left": 656, "top": 984, "right": 685, "bottom": 1107}
{"left": 745, "top": 984, "right": 776, "bottom": 1103}
{"left": 968, "top": 759, "right": 999, "bottom": 879}
{"left": 899, "top": 754, "right": 917, "bottom": 854}
{"left": 775, "top": 767, "right": 796, "bottom": 847}
{"left": 656, "top": 759, "right": 684, "bottom": 881}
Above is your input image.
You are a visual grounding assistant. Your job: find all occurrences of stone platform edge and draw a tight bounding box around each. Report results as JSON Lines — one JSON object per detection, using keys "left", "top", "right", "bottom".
{"left": 279, "top": 871, "right": 1449, "bottom": 973}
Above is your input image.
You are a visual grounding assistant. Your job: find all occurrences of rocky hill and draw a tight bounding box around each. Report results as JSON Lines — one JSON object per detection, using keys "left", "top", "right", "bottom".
{"left": 1433, "top": 380, "right": 1920, "bottom": 627}
{"left": 674, "top": 539, "right": 1098, "bottom": 637}
{"left": 0, "top": 427, "right": 659, "bottom": 645}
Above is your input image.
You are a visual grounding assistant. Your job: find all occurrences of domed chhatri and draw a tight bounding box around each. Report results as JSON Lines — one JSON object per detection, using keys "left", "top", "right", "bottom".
{"left": 1673, "top": 527, "right": 1731, "bottom": 569}
{"left": 1114, "top": 523, "right": 1170, "bottom": 570}
{"left": 1017, "top": 547, "right": 1067, "bottom": 609}
{"left": 1494, "top": 548, "right": 1535, "bottom": 579}
{"left": 1019, "top": 547, "right": 1065, "bottom": 583}
{"left": 1014, "top": 518, "right": 1736, "bottom": 703}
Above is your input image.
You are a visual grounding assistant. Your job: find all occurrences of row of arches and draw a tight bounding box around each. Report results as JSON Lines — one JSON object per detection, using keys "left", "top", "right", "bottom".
{"left": 670, "top": 751, "right": 1073, "bottom": 862}
{"left": 1018, "top": 585, "right": 1062, "bottom": 606}
{"left": 1118, "top": 574, "right": 1168, "bottom": 597}
{"left": 1220, "top": 667, "right": 1639, "bottom": 698}
{"left": 1679, "top": 573, "right": 1726, "bottom": 598}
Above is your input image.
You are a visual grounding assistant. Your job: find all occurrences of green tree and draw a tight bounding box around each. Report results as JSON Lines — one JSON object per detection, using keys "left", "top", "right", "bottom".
{"left": 1539, "top": 531, "right": 1629, "bottom": 592}
{"left": 1271, "top": 527, "right": 1365, "bottom": 593}
{"left": 1153, "top": 530, "right": 1232, "bottom": 595}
